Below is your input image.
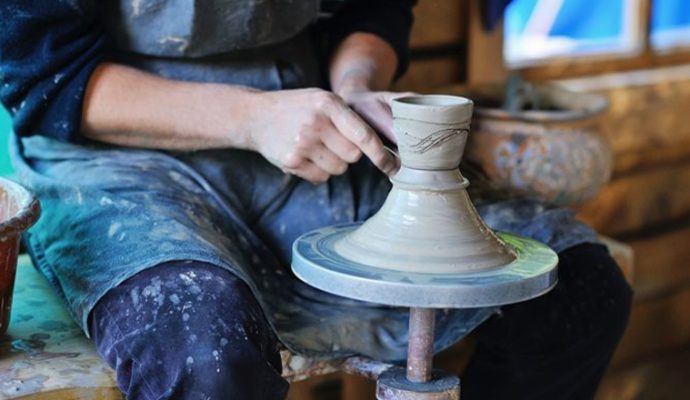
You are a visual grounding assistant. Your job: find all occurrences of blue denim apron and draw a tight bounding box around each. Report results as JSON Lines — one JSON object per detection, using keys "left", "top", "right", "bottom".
{"left": 10, "top": 0, "right": 599, "bottom": 361}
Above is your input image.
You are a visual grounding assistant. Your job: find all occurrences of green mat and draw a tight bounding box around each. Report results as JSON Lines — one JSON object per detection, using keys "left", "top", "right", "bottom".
{"left": 0, "top": 107, "right": 13, "bottom": 176}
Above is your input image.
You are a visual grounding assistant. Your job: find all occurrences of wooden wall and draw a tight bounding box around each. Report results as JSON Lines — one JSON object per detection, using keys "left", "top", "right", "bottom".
{"left": 393, "top": 0, "right": 468, "bottom": 93}
{"left": 557, "top": 67, "right": 690, "bottom": 400}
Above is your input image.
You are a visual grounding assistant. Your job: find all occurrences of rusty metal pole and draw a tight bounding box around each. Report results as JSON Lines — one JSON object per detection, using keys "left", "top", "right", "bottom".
{"left": 376, "top": 307, "right": 459, "bottom": 399}
{"left": 406, "top": 307, "right": 435, "bottom": 383}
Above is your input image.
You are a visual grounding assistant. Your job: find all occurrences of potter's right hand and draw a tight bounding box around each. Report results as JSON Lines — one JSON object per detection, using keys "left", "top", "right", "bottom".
{"left": 246, "top": 88, "right": 398, "bottom": 183}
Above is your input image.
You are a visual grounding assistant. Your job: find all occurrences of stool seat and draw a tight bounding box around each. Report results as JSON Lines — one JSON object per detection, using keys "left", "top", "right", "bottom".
{"left": 0, "top": 256, "right": 390, "bottom": 399}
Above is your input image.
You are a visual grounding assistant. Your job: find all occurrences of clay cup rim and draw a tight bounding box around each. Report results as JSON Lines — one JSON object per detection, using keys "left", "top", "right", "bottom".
{"left": 392, "top": 95, "right": 474, "bottom": 125}
{"left": 0, "top": 177, "right": 41, "bottom": 240}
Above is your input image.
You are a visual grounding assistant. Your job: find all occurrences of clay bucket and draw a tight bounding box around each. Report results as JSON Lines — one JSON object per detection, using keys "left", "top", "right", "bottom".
{"left": 0, "top": 178, "right": 40, "bottom": 336}
{"left": 455, "top": 84, "right": 611, "bottom": 206}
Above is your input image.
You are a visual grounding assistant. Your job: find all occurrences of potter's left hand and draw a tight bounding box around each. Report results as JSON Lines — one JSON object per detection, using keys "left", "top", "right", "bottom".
{"left": 339, "top": 90, "right": 415, "bottom": 144}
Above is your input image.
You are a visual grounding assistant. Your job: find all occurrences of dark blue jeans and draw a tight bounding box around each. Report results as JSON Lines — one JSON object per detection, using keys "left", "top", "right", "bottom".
{"left": 88, "top": 262, "right": 289, "bottom": 400}
{"left": 89, "top": 243, "right": 632, "bottom": 400}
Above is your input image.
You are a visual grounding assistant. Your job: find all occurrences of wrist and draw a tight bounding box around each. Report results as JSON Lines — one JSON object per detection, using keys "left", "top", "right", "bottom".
{"left": 333, "top": 71, "right": 373, "bottom": 102}
{"left": 200, "top": 84, "right": 262, "bottom": 151}
{"left": 329, "top": 33, "right": 398, "bottom": 97}
{"left": 236, "top": 88, "right": 269, "bottom": 152}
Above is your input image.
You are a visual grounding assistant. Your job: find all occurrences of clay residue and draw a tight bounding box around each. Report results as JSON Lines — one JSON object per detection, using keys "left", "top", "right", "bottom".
{"left": 0, "top": 179, "right": 33, "bottom": 226}
{"left": 1, "top": 374, "right": 49, "bottom": 397}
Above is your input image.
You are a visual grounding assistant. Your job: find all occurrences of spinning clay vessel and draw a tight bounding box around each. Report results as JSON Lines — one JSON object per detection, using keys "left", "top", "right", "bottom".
{"left": 292, "top": 95, "right": 558, "bottom": 308}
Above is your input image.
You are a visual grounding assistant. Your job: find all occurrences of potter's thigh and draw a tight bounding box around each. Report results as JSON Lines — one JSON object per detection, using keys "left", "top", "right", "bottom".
{"left": 182, "top": 149, "right": 392, "bottom": 267}
{"left": 14, "top": 138, "right": 259, "bottom": 333}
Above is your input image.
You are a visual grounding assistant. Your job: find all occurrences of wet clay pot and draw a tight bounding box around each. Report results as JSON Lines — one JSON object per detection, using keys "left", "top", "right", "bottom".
{"left": 291, "top": 95, "right": 558, "bottom": 308}
{"left": 456, "top": 84, "right": 611, "bottom": 206}
{"left": 333, "top": 95, "right": 517, "bottom": 274}
{"left": 0, "top": 177, "right": 40, "bottom": 336}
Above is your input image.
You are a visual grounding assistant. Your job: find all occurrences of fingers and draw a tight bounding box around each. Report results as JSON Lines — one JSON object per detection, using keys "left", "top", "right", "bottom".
{"left": 275, "top": 90, "right": 405, "bottom": 183}
{"left": 324, "top": 97, "right": 397, "bottom": 176}
{"left": 362, "top": 91, "right": 417, "bottom": 143}
{"left": 356, "top": 100, "right": 396, "bottom": 143}
{"left": 321, "top": 128, "right": 362, "bottom": 164}
{"left": 283, "top": 157, "right": 330, "bottom": 184}
{"left": 308, "top": 144, "right": 348, "bottom": 176}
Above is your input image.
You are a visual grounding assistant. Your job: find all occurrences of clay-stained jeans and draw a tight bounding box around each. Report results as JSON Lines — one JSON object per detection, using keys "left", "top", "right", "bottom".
{"left": 89, "top": 261, "right": 289, "bottom": 400}
{"left": 89, "top": 243, "right": 631, "bottom": 400}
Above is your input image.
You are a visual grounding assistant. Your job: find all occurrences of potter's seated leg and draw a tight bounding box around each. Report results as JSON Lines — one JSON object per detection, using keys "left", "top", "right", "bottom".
{"left": 461, "top": 200, "right": 634, "bottom": 400}
{"left": 15, "top": 136, "right": 491, "bottom": 398}
{"left": 89, "top": 261, "right": 288, "bottom": 400}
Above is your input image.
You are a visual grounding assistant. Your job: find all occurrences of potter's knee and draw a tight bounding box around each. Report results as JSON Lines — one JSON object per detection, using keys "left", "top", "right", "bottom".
{"left": 118, "top": 314, "right": 286, "bottom": 400}
{"left": 558, "top": 244, "right": 633, "bottom": 346}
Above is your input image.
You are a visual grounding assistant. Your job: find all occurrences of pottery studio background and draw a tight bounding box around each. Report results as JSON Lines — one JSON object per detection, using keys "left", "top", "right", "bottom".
{"left": 1, "top": 0, "right": 690, "bottom": 399}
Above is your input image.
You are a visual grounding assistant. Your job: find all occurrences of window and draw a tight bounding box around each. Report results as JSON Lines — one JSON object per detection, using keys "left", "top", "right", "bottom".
{"left": 504, "top": 0, "right": 642, "bottom": 67}
{"left": 650, "top": 0, "right": 690, "bottom": 51}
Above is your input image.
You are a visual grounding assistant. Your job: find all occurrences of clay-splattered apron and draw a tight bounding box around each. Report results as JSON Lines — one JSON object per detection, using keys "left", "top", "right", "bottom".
{"left": 10, "top": 0, "right": 599, "bottom": 361}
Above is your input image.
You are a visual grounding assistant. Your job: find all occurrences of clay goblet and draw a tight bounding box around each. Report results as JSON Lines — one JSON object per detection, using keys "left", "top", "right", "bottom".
{"left": 391, "top": 95, "right": 473, "bottom": 170}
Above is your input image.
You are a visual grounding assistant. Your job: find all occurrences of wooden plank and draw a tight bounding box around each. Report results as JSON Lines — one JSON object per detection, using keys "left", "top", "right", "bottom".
{"left": 575, "top": 161, "right": 690, "bottom": 235}
{"left": 410, "top": 0, "right": 467, "bottom": 48}
{"left": 611, "top": 285, "right": 690, "bottom": 367}
{"left": 596, "top": 344, "right": 690, "bottom": 400}
{"left": 518, "top": 52, "right": 690, "bottom": 83}
{"left": 600, "top": 236, "right": 635, "bottom": 285}
{"left": 14, "top": 388, "right": 122, "bottom": 400}
{"left": 394, "top": 58, "right": 463, "bottom": 93}
{"left": 466, "top": 0, "right": 508, "bottom": 85}
{"left": 629, "top": 225, "right": 690, "bottom": 300}
{"left": 342, "top": 374, "right": 376, "bottom": 400}
{"left": 605, "top": 225, "right": 690, "bottom": 366}
{"left": 558, "top": 65, "right": 690, "bottom": 175}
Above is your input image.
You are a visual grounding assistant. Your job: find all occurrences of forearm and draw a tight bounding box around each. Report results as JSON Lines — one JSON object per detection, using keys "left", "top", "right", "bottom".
{"left": 81, "top": 63, "right": 258, "bottom": 150}
{"left": 329, "top": 32, "right": 398, "bottom": 97}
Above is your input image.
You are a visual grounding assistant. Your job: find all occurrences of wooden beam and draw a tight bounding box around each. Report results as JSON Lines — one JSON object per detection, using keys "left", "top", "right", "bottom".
{"left": 576, "top": 160, "right": 690, "bottom": 235}
{"left": 558, "top": 65, "right": 690, "bottom": 175}
{"left": 466, "top": 0, "right": 508, "bottom": 85}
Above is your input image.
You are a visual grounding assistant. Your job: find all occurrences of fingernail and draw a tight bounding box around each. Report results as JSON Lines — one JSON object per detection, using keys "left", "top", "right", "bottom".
{"left": 384, "top": 158, "right": 399, "bottom": 176}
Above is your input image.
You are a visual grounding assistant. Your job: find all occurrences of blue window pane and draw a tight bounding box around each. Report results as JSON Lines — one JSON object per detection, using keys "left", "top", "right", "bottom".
{"left": 651, "top": 0, "right": 690, "bottom": 50}
{"left": 505, "top": 0, "right": 641, "bottom": 66}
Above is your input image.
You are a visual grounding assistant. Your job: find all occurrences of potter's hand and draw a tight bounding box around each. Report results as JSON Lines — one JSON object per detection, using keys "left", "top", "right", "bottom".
{"left": 339, "top": 90, "right": 415, "bottom": 144}
{"left": 247, "top": 88, "right": 398, "bottom": 184}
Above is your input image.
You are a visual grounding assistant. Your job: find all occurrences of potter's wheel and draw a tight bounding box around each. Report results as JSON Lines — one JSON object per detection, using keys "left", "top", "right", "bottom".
{"left": 292, "top": 223, "right": 557, "bottom": 308}
{"left": 291, "top": 95, "right": 559, "bottom": 399}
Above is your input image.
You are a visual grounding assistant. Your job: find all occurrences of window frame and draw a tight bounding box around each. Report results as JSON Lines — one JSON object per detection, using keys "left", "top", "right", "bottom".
{"left": 495, "top": 0, "right": 690, "bottom": 82}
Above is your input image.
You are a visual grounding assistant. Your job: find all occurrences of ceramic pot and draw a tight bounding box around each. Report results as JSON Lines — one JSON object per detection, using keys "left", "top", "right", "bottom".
{"left": 457, "top": 84, "right": 611, "bottom": 206}
{"left": 0, "top": 177, "right": 40, "bottom": 336}
{"left": 334, "top": 95, "right": 516, "bottom": 274}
